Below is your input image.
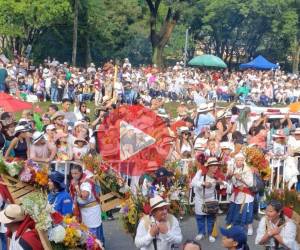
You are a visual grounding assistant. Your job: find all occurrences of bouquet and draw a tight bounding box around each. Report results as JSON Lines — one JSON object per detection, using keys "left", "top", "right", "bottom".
{"left": 22, "top": 192, "right": 52, "bottom": 231}
{"left": 4, "top": 160, "right": 23, "bottom": 177}
{"left": 244, "top": 146, "right": 271, "bottom": 180}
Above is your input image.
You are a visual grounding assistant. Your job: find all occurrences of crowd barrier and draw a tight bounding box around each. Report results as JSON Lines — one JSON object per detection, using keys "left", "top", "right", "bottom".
{"left": 47, "top": 155, "right": 300, "bottom": 211}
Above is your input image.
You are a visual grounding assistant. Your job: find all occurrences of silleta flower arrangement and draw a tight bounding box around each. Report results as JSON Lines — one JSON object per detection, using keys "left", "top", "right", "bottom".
{"left": 244, "top": 146, "right": 271, "bottom": 180}
{"left": 22, "top": 192, "right": 52, "bottom": 231}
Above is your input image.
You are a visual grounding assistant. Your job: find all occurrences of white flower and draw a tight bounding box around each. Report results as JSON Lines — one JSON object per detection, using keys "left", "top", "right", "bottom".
{"left": 48, "top": 225, "right": 66, "bottom": 243}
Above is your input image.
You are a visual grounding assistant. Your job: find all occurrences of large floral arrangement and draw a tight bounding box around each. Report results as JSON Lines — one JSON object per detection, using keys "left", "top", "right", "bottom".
{"left": 82, "top": 153, "right": 125, "bottom": 194}
{"left": 120, "top": 161, "right": 191, "bottom": 237}
{"left": 22, "top": 192, "right": 103, "bottom": 249}
{"left": 244, "top": 146, "right": 271, "bottom": 180}
{"left": 267, "top": 189, "right": 300, "bottom": 214}
{"left": 22, "top": 192, "right": 52, "bottom": 230}
{"left": 0, "top": 155, "right": 24, "bottom": 177}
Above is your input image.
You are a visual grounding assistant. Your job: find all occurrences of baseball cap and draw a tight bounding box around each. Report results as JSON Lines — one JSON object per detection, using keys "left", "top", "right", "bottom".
{"left": 220, "top": 225, "right": 247, "bottom": 248}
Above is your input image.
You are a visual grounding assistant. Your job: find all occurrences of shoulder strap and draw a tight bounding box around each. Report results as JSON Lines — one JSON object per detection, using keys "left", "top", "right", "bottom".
{"left": 203, "top": 175, "right": 206, "bottom": 196}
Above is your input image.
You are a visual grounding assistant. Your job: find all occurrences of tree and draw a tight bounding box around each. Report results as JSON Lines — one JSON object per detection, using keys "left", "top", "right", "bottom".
{"left": 0, "top": 0, "right": 71, "bottom": 56}
{"left": 145, "top": 0, "right": 181, "bottom": 67}
{"left": 72, "top": 0, "right": 79, "bottom": 66}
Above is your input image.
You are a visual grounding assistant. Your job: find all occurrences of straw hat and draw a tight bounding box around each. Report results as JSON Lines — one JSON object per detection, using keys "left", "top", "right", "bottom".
{"left": 220, "top": 141, "right": 234, "bottom": 151}
{"left": 0, "top": 204, "right": 26, "bottom": 224}
{"left": 14, "top": 125, "right": 31, "bottom": 135}
{"left": 51, "top": 111, "right": 65, "bottom": 121}
{"left": 197, "top": 103, "right": 212, "bottom": 113}
{"left": 32, "top": 131, "right": 45, "bottom": 144}
{"left": 205, "top": 157, "right": 221, "bottom": 167}
{"left": 150, "top": 196, "right": 169, "bottom": 213}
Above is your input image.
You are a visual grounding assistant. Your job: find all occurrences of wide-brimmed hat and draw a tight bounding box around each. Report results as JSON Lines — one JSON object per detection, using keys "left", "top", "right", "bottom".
{"left": 220, "top": 141, "right": 233, "bottom": 151}
{"left": 0, "top": 204, "right": 26, "bottom": 224}
{"left": 14, "top": 125, "right": 31, "bottom": 135}
{"left": 49, "top": 171, "right": 66, "bottom": 190}
{"left": 178, "top": 126, "right": 190, "bottom": 134}
{"left": 46, "top": 124, "right": 56, "bottom": 131}
{"left": 205, "top": 157, "right": 221, "bottom": 167}
{"left": 51, "top": 111, "right": 65, "bottom": 121}
{"left": 197, "top": 103, "right": 212, "bottom": 113}
{"left": 150, "top": 196, "right": 169, "bottom": 213}
{"left": 32, "top": 131, "right": 45, "bottom": 144}
{"left": 194, "top": 137, "right": 207, "bottom": 150}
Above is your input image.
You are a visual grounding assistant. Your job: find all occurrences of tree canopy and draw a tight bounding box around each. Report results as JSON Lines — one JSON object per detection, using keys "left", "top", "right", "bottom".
{"left": 0, "top": 0, "right": 298, "bottom": 72}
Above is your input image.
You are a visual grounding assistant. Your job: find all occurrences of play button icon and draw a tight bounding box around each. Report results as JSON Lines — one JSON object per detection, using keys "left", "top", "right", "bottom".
{"left": 120, "top": 121, "right": 156, "bottom": 160}
{"left": 97, "top": 105, "right": 174, "bottom": 176}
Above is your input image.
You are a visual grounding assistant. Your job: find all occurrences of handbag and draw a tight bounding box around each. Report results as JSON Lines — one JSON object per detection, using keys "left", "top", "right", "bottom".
{"left": 201, "top": 175, "right": 219, "bottom": 215}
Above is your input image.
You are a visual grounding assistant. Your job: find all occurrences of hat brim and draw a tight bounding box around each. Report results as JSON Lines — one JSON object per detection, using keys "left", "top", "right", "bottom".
{"left": 0, "top": 210, "right": 25, "bottom": 224}
{"left": 197, "top": 108, "right": 212, "bottom": 113}
{"left": 205, "top": 162, "right": 221, "bottom": 167}
{"left": 33, "top": 134, "right": 44, "bottom": 144}
{"left": 151, "top": 201, "right": 170, "bottom": 212}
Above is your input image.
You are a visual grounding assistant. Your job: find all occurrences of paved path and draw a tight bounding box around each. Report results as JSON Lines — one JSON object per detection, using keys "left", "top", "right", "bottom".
{"left": 103, "top": 215, "right": 263, "bottom": 250}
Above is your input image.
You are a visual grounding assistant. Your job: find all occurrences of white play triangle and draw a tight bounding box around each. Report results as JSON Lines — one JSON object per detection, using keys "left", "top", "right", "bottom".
{"left": 120, "top": 120, "right": 156, "bottom": 160}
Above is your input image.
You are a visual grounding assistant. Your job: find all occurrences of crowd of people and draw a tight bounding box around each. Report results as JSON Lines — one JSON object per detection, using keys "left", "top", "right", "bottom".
{"left": 0, "top": 56, "right": 299, "bottom": 107}
{"left": 0, "top": 55, "right": 299, "bottom": 250}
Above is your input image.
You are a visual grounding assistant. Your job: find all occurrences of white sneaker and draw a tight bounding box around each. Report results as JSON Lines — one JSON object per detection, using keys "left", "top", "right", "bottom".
{"left": 209, "top": 236, "right": 216, "bottom": 243}
{"left": 195, "top": 234, "right": 204, "bottom": 241}
{"left": 247, "top": 226, "right": 253, "bottom": 236}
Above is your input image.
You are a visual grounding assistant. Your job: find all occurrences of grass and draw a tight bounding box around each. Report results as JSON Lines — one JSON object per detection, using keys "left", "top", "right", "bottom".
{"left": 26, "top": 101, "right": 186, "bottom": 120}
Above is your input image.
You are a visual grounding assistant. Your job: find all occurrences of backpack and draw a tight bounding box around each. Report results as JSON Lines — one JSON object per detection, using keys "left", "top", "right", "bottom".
{"left": 249, "top": 173, "right": 264, "bottom": 194}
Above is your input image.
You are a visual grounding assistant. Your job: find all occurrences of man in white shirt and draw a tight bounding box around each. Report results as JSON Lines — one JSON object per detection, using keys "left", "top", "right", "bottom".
{"left": 135, "top": 196, "right": 182, "bottom": 250}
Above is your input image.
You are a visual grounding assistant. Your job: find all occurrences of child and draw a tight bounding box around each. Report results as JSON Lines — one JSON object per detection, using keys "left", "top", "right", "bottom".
{"left": 73, "top": 137, "right": 89, "bottom": 161}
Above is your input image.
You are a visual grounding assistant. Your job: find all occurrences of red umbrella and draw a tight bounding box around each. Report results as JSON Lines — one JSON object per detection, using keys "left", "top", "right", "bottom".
{"left": 0, "top": 93, "right": 32, "bottom": 112}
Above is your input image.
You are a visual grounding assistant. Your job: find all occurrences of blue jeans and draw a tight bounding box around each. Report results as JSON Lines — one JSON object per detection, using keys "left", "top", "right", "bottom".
{"left": 0, "top": 232, "right": 7, "bottom": 250}
{"left": 195, "top": 214, "right": 216, "bottom": 236}
{"left": 50, "top": 87, "right": 58, "bottom": 102}
{"left": 89, "top": 223, "right": 105, "bottom": 247}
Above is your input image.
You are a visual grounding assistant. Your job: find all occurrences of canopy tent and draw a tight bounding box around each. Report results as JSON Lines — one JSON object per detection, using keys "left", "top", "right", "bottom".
{"left": 188, "top": 54, "right": 227, "bottom": 68}
{"left": 240, "top": 55, "right": 278, "bottom": 70}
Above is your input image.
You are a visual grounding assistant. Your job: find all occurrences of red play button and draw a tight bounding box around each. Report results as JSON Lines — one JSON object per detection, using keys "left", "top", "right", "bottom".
{"left": 97, "top": 105, "right": 174, "bottom": 176}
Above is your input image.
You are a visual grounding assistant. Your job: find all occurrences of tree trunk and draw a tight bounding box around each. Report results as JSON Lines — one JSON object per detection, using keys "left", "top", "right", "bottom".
{"left": 292, "top": 41, "right": 300, "bottom": 74}
{"left": 72, "top": 0, "right": 79, "bottom": 66}
{"left": 152, "top": 46, "right": 164, "bottom": 67}
{"left": 85, "top": 32, "right": 92, "bottom": 66}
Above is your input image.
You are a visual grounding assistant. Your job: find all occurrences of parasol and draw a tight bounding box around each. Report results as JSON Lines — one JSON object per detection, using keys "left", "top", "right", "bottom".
{"left": 0, "top": 93, "right": 32, "bottom": 112}
{"left": 188, "top": 54, "right": 227, "bottom": 68}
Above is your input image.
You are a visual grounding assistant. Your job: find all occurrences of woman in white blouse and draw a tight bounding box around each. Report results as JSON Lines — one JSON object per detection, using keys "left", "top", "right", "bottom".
{"left": 191, "top": 157, "right": 220, "bottom": 243}
{"left": 225, "top": 153, "right": 254, "bottom": 235}
{"left": 255, "top": 200, "right": 299, "bottom": 250}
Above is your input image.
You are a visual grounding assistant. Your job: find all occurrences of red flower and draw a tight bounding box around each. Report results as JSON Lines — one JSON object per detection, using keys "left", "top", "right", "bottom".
{"left": 51, "top": 212, "right": 64, "bottom": 225}
{"left": 143, "top": 203, "right": 151, "bottom": 215}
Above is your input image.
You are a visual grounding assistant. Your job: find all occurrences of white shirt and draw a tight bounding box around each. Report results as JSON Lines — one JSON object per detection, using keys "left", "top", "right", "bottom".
{"left": 79, "top": 182, "right": 102, "bottom": 228}
{"left": 135, "top": 215, "right": 182, "bottom": 250}
{"left": 9, "top": 231, "right": 25, "bottom": 250}
{"left": 229, "top": 165, "right": 254, "bottom": 204}
{"left": 255, "top": 216, "right": 299, "bottom": 250}
{"left": 191, "top": 170, "right": 217, "bottom": 215}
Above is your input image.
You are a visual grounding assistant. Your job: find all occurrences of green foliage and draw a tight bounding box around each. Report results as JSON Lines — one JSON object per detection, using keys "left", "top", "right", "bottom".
{"left": 0, "top": 0, "right": 298, "bottom": 69}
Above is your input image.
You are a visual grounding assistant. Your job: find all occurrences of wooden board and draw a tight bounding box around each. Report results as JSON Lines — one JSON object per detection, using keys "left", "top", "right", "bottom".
{"left": 96, "top": 176, "right": 122, "bottom": 212}
{"left": 1, "top": 174, "right": 53, "bottom": 250}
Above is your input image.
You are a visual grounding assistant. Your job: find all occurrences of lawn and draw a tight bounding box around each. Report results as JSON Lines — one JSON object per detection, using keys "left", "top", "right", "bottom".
{"left": 26, "top": 101, "right": 193, "bottom": 119}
